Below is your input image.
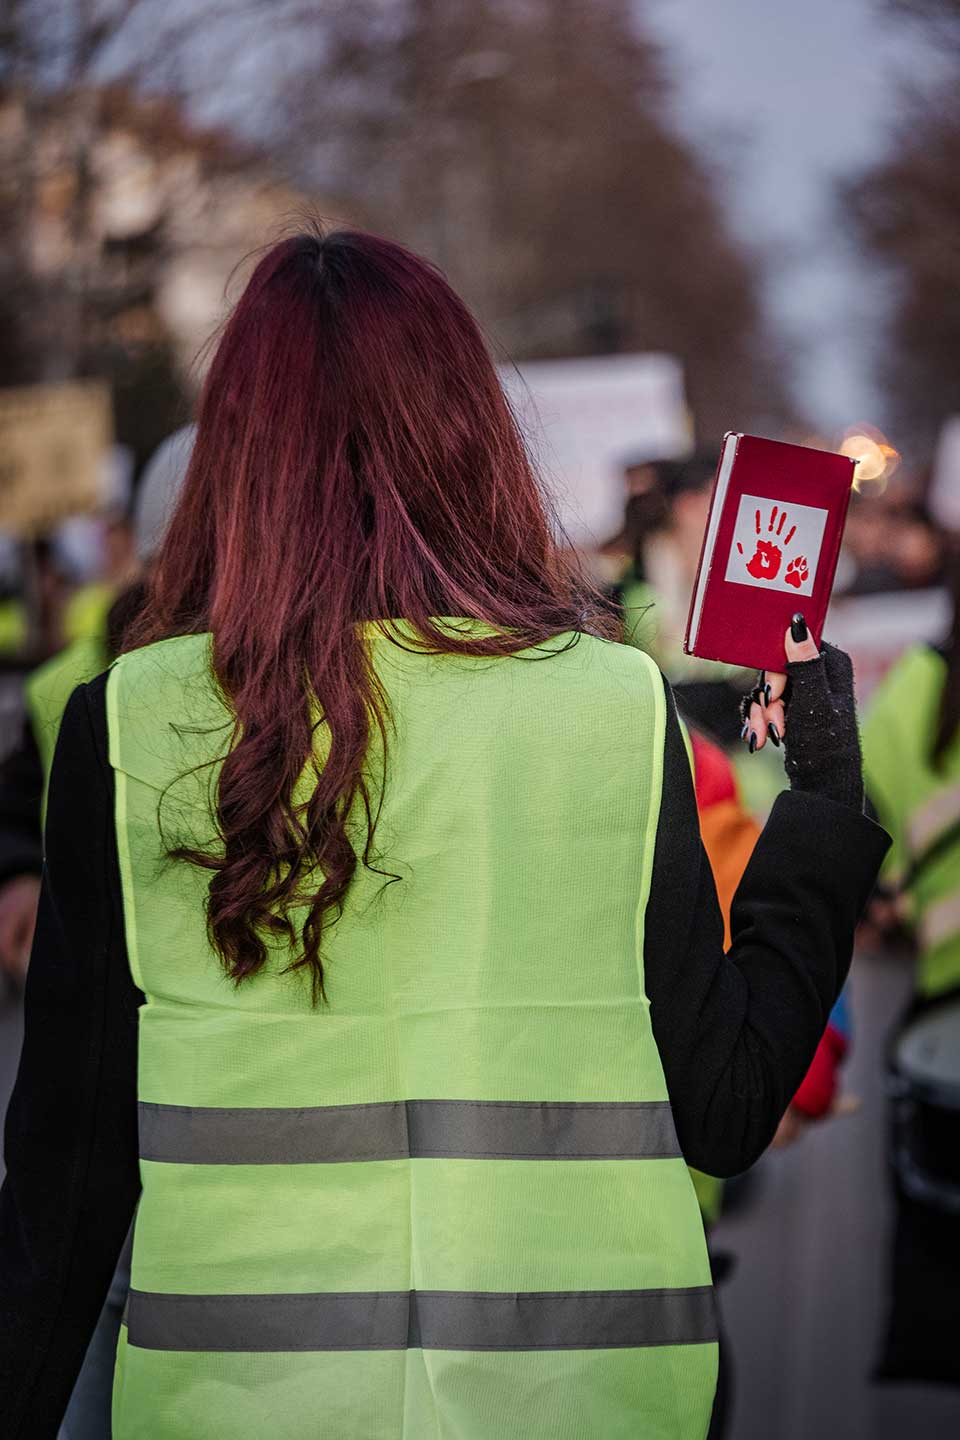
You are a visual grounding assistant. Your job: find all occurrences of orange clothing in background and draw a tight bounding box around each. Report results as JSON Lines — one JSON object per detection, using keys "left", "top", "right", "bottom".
{"left": 691, "top": 730, "right": 761, "bottom": 951}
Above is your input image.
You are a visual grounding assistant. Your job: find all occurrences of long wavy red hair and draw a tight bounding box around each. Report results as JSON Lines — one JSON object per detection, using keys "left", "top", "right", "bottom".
{"left": 128, "top": 228, "right": 614, "bottom": 998}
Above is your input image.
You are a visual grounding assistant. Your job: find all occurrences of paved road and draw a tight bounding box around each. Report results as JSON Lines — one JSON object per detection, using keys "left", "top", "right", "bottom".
{"left": 714, "top": 948, "right": 960, "bottom": 1440}
{"left": 1, "top": 949, "right": 958, "bottom": 1438}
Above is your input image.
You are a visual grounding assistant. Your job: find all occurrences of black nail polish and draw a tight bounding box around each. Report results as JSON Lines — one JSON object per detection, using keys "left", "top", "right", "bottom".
{"left": 740, "top": 721, "right": 749, "bottom": 740}
{"left": 791, "top": 612, "right": 808, "bottom": 643}
{"left": 768, "top": 722, "right": 780, "bottom": 747}
{"left": 764, "top": 683, "right": 772, "bottom": 705}
{"left": 749, "top": 730, "right": 758, "bottom": 754}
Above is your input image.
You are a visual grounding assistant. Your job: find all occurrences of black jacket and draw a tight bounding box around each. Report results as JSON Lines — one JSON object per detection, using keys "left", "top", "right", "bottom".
{"left": 0, "top": 669, "right": 889, "bottom": 1439}
{"left": 0, "top": 718, "right": 43, "bottom": 886}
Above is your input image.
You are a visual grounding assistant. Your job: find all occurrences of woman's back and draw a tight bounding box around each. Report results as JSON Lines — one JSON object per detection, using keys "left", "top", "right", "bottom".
{"left": 0, "top": 230, "right": 890, "bottom": 1440}
{"left": 109, "top": 625, "right": 716, "bottom": 1440}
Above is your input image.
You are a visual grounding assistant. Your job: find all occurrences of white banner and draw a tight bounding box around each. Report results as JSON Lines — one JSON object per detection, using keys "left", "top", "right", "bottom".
{"left": 826, "top": 587, "right": 950, "bottom": 702}
{"left": 499, "top": 353, "right": 690, "bottom": 546}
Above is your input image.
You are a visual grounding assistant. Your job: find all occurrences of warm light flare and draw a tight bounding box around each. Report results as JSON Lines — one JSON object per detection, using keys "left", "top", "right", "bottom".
{"left": 838, "top": 425, "right": 900, "bottom": 493}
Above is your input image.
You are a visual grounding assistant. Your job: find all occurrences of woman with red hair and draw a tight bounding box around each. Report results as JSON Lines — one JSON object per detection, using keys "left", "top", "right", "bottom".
{"left": 0, "top": 230, "right": 886, "bottom": 1440}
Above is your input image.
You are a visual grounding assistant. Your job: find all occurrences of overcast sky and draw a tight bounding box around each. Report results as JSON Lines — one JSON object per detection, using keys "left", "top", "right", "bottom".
{"left": 642, "top": 0, "right": 942, "bottom": 437}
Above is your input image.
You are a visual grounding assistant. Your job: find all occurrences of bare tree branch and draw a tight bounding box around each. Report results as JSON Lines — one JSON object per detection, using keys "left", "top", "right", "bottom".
{"left": 266, "top": 0, "right": 793, "bottom": 434}
{"left": 844, "top": 67, "right": 960, "bottom": 448}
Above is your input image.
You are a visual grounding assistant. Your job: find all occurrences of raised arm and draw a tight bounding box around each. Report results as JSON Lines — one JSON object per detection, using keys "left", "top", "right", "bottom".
{"left": 643, "top": 657, "right": 888, "bottom": 1177}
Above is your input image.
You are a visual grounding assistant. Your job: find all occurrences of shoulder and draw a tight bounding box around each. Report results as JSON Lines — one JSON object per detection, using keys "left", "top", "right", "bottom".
{"left": 109, "top": 633, "right": 213, "bottom": 689}
{"left": 106, "top": 635, "right": 228, "bottom": 784}
{"left": 550, "top": 630, "right": 664, "bottom": 695}
{"left": 532, "top": 631, "right": 669, "bottom": 727}
{"left": 391, "top": 631, "right": 671, "bottom": 761}
{"left": 528, "top": 633, "right": 670, "bottom": 755}
{"left": 108, "top": 634, "right": 222, "bottom": 726}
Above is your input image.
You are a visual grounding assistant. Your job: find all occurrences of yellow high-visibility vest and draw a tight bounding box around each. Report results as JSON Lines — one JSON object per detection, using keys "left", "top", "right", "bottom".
{"left": 108, "top": 624, "right": 717, "bottom": 1440}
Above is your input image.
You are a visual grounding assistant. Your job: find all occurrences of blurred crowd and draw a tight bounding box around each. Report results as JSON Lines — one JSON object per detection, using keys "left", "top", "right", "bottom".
{"left": 1, "top": 396, "right": 959, "bottom": 1440}
{"left": 2, "top": 1, "right": 959, "bottom": 1435}
{"left": 841, "top": 472, "right": 948, "bottom": 596}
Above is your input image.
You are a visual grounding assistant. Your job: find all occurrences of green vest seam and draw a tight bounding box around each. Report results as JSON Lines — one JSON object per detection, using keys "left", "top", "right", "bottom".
{"left": 108, "top": 667, "right": 145, "bottom": 994}
{"left": 633, "top": 648, "right": 666, "bottom": 1005}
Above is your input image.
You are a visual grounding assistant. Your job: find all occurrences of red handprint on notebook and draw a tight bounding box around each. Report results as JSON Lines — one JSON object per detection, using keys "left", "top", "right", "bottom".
{"left": 725, "top": 493, "right": 827, "bottom": 599}
{"left": 739, "top": 504, "right": 806, "bottom": 585}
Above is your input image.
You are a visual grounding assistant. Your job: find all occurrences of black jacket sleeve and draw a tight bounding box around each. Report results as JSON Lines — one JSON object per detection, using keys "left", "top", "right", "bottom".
{"left": 0, "top": 717, "right": 44, "bottom": 884}
{"left": 0, "top": 675, "right": 142, "bottom": 1440}
{"left": 643, "top": 674, "right": 889, "bottom": 1178}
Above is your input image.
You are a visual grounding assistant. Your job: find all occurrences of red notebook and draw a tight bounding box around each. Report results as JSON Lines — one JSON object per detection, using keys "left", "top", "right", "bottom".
{"left": 683, "top": 433, "right": 856, "bottom": 673}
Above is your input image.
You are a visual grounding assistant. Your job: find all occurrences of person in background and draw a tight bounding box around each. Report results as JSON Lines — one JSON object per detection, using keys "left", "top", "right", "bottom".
{"left": 52, "top": 447, "right": 138, "bottom": 649}
{"left": 0, "top": 427, "right": 193, "bottom": 1440}
{"left": 888, "top": 500, "right": 945, "bottom": 592}
{"left": 839, "top": 468, "right": 945, "bottom": 597}
{"left": 0, "top": 428, "right": 194, "bottom": 989}
{"left": 0, "top": 553, "right": 28, "bottom": 655}
{"left": 863, "top": 544, "right": 960, "bottom": 1003}
{"left": 610, "top": 455, "right": 781, "bottom": 815}
{"left": 0, "top": 230, "right": 887, "bottom": 1440}
{"left": 59, "top": 513, "right": 136, "bottom": 648}
{"left": 840, "top": 491, "right": 904, "bottom": 596}
{"left": 613, "top": 452, "right": 720, "bottom": 674}
{"left": 593, "top": 453, "right": 669, "bottom": 588}
{"left": 862, "top": 543, "right": 960, "bottom": 1388}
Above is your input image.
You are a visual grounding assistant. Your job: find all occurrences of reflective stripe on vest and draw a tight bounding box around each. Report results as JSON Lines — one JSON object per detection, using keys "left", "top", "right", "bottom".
{"left": 920, "top": 893, "right": 960, "bottom": 953}
{"left": 907, "top": 782, "right": 960, "bottom": 869}
{"left": 108, "top": 628, "right": 716, "bottom": 1440}
{"left": 125, "top": 1285, "right": 717, "bottom": 1353}
{"left": 138, "top": 1098, "right": 682, "bottom": 1164}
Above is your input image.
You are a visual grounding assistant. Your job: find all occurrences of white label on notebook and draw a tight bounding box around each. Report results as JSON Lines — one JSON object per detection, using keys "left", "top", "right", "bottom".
{"left": 724, "top": 493, "right": 828, "bottom": 597}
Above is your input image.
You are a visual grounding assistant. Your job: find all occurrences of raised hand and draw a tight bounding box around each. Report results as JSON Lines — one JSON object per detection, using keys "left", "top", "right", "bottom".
{"left": 739, "top": 613, "right": 864, "bottom": 812}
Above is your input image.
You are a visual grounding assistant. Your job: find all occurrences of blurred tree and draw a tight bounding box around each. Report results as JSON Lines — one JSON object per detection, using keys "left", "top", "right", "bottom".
{"left": 1, "top": 0, "right": 170, "bottom": 383}
{"left": 0, "top": 0, "right": 795, "bottom": 446}
{"left": 884, "top": 0, "right": 960, "bottom": 36}
{"left": 273, "top": 0, "right": 793, "bottom": 439}
{"left": 0, "top": 0, "right": 255, "bottom": 468}
{"left": 847, "top": 2, "right": 960, "bottom": 450}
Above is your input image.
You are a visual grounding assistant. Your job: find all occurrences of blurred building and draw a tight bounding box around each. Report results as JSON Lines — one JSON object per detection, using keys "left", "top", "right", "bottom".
{"left": 0, "top": 85, "right": 353, "bottom": 449}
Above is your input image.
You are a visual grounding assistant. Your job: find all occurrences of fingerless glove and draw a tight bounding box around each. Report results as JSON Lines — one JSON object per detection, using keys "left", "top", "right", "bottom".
{"left": 782, "top": 642, "right": 864, "bottom": 813}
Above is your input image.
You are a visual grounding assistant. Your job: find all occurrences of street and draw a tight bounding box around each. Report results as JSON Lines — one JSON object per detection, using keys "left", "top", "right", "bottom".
{"left": 714, "top": 948, "right": 960, "bottom": 1439}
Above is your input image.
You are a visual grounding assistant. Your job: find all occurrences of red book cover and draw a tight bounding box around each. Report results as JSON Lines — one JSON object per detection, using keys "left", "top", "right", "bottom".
{"left": 684, "top": 433, "right": 856, "bottom": 673}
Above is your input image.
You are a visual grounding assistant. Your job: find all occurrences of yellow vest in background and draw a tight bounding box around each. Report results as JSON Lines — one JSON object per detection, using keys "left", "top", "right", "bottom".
{"left": 863, "top": 645, "right": 960, "bottom": 999}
